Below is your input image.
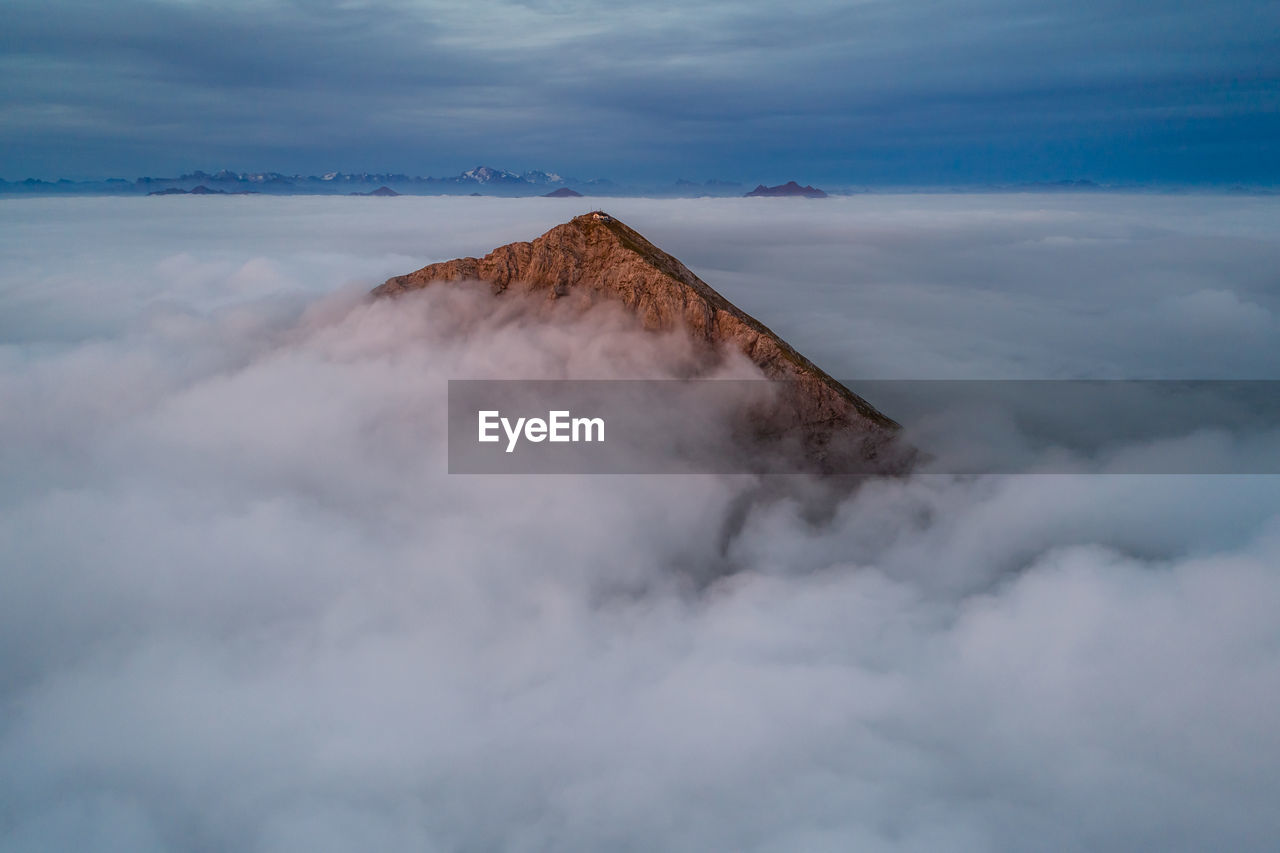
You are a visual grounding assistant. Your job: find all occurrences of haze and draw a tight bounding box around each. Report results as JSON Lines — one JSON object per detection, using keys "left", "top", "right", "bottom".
{"left": 2, "top": 195, "right": 1279, "bottom": 851}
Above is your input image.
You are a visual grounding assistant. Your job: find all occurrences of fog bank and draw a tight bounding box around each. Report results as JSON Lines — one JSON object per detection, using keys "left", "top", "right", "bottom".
{"left": 1, "top": 195, "right": 1278, "bottom": 852}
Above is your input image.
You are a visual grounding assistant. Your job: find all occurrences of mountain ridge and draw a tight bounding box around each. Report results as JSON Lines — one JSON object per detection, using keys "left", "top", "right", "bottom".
{"left": 373, "top": 212, "right": 907, "bottom": 471}
{"left": 1, "top": 169, "right": 1168, "bottom": 197}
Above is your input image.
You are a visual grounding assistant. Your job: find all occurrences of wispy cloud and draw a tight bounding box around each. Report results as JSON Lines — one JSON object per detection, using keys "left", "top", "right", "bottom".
{"left": 1, "top": 196, "right": 1279, "bottom": 850}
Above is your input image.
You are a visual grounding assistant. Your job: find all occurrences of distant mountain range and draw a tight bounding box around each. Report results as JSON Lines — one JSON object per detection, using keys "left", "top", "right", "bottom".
{"left": 0, "top": 167, "right": 761, "bottom": 198}
{"left": 0, "top": 167, "right": 637, "bottom": 197}
{"left": 0, "top": 168, "right": 1246, "bottom": 197}
{"left": 0, "top": 167, "right": 611, "bottom": 197}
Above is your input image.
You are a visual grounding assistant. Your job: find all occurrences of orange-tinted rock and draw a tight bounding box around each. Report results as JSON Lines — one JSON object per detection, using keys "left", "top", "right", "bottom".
{"left": 373, "top": 212, "right": 908, "bottom": 472}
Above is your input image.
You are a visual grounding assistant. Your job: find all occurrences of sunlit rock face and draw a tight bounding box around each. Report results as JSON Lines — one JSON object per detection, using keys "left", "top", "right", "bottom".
{"left": 374, "top": 212, "right": 908, "bottom": 473}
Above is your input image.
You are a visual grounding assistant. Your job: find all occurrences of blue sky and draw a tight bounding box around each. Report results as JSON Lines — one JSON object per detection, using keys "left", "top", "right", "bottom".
{"left": 2, "top": 0, "right": 1277, "bottom": 184}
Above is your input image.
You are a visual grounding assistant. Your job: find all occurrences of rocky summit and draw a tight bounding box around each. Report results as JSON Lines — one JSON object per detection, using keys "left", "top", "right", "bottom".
{"left": 373, "top": 212, "right": 908, "bottom": 473}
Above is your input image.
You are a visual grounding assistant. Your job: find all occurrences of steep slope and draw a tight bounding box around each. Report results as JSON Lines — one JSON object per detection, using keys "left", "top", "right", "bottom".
{"left": 373, "top": 211, "right": 906, "bottom": 471}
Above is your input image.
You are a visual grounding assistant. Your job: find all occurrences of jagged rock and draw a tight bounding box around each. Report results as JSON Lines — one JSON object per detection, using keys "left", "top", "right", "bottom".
{"left": 373, "top": 212, "right": 908, "bottom": 473}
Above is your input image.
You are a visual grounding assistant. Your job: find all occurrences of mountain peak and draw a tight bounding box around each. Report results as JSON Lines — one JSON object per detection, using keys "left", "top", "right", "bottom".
{"left": 459, "top": 165, "right": 521, "bottom": 183}
{"left": 745, "top": 181, "right": 828, "bottom": 198}
{"left": 373, "top": 213, "right": 905, "bottom": 470}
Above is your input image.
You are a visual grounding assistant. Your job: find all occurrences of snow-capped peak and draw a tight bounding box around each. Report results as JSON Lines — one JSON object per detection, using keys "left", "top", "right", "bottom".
{"left": 521, "top": 170, "right": 565, "bottom": 185}
{"left": 460, "top": 166, "right": 521, "bottom": 183}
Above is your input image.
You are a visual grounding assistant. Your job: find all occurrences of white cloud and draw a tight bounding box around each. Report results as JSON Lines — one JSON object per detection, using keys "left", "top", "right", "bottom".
{"left": 1, "top": 195, "right": 1278, "bottom": 851}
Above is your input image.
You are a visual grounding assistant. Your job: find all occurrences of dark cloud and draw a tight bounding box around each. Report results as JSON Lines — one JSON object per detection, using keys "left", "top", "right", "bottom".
{"left": 1, "top": 196, "right": 1279, "bottom": 850}
{"left": 0, "top": 0, "right": 1277, "bottom": 181}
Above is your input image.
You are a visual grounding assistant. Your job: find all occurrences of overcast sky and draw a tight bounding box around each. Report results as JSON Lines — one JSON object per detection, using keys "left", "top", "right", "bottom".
{"left": 2, "top": 0, "right": 1277, "bottom": 184}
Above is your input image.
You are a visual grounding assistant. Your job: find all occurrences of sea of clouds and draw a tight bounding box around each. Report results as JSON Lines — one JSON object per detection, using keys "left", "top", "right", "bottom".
{"left": 1, "top": 194, "right": 1279, "bottom": 852}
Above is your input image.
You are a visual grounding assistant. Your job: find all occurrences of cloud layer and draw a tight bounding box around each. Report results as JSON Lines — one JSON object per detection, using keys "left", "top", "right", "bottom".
{"left": 1, "top": 195, "right": 1279, "bottom": 851}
